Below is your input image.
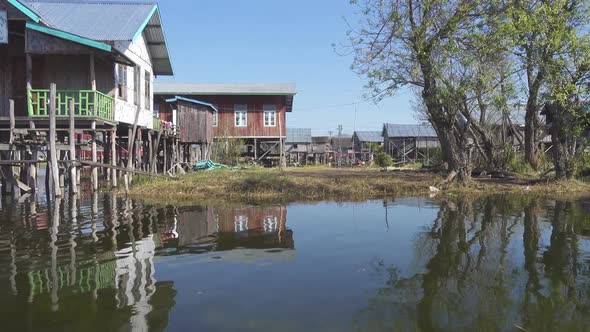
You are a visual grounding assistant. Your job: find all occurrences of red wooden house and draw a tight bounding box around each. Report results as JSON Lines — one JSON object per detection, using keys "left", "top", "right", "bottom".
{"left": 154, "top": 83, "right": 296, "bottom": 164}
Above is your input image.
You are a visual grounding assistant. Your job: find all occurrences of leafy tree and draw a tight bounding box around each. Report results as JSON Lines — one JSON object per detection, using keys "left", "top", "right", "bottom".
{"left": 346, "top": 0, "right": 517, "bottom": 184}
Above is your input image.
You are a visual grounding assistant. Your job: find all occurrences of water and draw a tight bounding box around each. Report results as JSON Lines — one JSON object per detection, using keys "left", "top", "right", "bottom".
{"left": 1, "top": 192, "right": 590, "bottom": 332}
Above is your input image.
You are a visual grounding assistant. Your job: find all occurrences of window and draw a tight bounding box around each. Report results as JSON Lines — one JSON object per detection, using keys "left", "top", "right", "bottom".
{"left": 234, "top": 104, "right": 247, "bottom": 127}
{"left": 144, "top": 71, "right": 151, "bottom": 111}
{"left": 263, "top": 105, "right": 276, "bottom": 127}
{"left": 117, "top": 64, "right": 127, "bottom": 101}
{"left": 213, "top": 111, "right": 218, "bottom": 127}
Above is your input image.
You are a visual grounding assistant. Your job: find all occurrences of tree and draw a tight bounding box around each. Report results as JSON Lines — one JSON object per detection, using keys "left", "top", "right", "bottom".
{"left": 347, "top": 0, "right": 506, "bottom": 184}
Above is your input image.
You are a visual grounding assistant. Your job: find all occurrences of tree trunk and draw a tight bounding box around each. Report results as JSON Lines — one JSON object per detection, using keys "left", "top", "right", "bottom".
{"left": 434, "top": 123, "right": 472, "bottom": 185}
{"left": 549, "top": 106, "right": 576, "bottom": 180}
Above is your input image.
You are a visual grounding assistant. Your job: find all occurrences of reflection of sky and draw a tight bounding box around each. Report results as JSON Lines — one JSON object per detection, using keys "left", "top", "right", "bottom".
{"left": 156, "top": 199, "right": 439, "bottom": 332}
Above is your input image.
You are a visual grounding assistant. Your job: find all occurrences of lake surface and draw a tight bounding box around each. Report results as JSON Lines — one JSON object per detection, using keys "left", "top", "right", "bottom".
{"left": 0, "top": 190, "right": 590, "bottom": 331}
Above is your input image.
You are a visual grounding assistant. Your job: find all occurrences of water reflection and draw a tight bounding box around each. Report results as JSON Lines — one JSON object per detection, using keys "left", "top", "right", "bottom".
{"left": 0, "top": 191, "right": 590, "bottom": 331}
{"left": 354, "top": 196, "right": 590, "bottom": 332}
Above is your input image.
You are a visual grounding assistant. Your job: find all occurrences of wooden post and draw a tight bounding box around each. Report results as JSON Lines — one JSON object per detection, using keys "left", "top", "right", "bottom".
{"left": 278, "top": 111, "right": 284, "bottom": 169}
{"left": 152, "top": 127, "right": 162, "bottom": 173}
{"left": 163, "top": 138, "right": 167, "bottom": 173}
{"left": 49, "top": 84, "right": 61, "bottom": 197}
{"left": 111, "top": 130, "right": 117, "bottom": 187}
{"left": 89, "top": 54, "right": 96, "bottom": 91}
{"left": 91, "top": 121, "right": 98, "bottom": 191}
{"left": 69, "top": 100, "right": 78, "bottom": 194}
{"left": 148, "top": 131, "right": 153, "bottom": 173}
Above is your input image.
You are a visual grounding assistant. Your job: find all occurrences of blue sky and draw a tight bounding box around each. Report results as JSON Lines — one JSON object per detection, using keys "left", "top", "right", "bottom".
{"left": 155, "top": 0, "right": 418, "bottom": 135}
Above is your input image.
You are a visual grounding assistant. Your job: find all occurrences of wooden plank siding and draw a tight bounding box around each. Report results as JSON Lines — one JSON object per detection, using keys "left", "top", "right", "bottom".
{"left": 155, "top": 94, "right": 288, "bottom": 138}
{"left": 176, "top": 99, "right": 213, "bottom": 144}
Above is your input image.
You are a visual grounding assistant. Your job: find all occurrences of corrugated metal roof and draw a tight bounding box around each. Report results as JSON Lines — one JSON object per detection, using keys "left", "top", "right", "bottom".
{"left": 165, "top": 96, "right": 218, "bottom": 112}
{"left": 383, "top": 123, "right": 437, "bottom": 138}
{"left": 286, "top": 128, "right": 312, "bottom": 144}
{"left": 24, "top": 0, "right": 155, "bottom": 41}
{"left": 23, "top": 0, "right": 173, "bottom": 76}
{"left": 331, "top": 136, "right": 353, "bottom": 149}
{"left": 154, "top": 82, "right": 297, "bottom": 96}
{"left": 354, "top": 131, "right": 383, "bottom": 143}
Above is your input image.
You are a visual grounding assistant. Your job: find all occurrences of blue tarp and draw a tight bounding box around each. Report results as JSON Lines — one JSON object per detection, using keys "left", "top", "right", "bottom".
{"left": 194, "top": 160, "right": 229, "bottom": 171}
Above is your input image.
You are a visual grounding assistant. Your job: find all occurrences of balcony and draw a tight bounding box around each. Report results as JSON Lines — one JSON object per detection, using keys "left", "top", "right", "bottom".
{"left": 28, "top": 89, "right": 115, "bottom": 122}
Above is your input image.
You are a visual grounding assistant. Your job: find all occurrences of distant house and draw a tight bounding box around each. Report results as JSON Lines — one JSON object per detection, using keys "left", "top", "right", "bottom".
{"left": 331, "top": 135, "right": 354, "bottom": 166}
{"left": 353, "top": 131, "right": 384, "bottom": 162}
{"left": 286, "top": 128, "right": 312, "bottom": 165}
{"left": 154, "top": 83, "right": 296, "bottom": 165}
{"left": 310, "top": 136, "right": 332, "bottom": 165}
{"left": 382, "top": 124, "right": 440, "bottom": 164}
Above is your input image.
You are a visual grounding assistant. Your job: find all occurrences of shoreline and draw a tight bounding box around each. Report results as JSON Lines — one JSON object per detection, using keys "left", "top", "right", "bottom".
{"left": 126, "top": 167, "right": 590, "bottom": 205}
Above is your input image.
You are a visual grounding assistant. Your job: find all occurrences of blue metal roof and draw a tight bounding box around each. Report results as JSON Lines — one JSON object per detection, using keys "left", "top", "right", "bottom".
{"left": 24, "top": 0, "right": 155, "bottom": 41}
{"left": 354, "top": 131, "right": 383, "bottom": 143}
{"left": 22, "top": 0, "right": 173, "bottom": 75}
{"left": 286, "top": 128, "right": 312, "bottom": 144}
{"left": 383, "top": 123, "right": 437, "bottom": 138}
{"left": 165, "top": 96, "right": 218, "bottom": 112}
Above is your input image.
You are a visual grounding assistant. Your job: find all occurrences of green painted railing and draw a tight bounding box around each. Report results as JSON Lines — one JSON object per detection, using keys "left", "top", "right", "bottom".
{"left": 28, "top": 89, "right": 115, "bottom": 122}
{"left": 153, "top": 117, "right": 161, "bottom": 132}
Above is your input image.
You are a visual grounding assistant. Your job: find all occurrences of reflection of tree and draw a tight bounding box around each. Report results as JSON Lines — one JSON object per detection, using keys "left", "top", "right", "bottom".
{"left": 353, "top": 195, "right": 590, "bottom": 332}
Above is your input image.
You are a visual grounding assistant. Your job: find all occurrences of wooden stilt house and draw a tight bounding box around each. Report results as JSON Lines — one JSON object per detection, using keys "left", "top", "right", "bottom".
{"left": 0, "top": 0, "right": 176, "bottom": 195}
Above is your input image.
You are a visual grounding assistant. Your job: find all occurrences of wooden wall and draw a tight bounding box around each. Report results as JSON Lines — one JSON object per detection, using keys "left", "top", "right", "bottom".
{"left": 177, "top": 99, "right": 213, "bottom": 144}
{"left": 35, "top": 55, "right": 115, "bottom": 96}
{"left": 156, "top": 94, "right": 289, "bottom": 138}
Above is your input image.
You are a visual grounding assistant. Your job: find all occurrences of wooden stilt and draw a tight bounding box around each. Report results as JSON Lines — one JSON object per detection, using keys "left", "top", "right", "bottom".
{"left": 91, "top": 121, "right": 98, "bottom": 191}
{"left": 148, "top": 131, "right": 153, "bottom": 173}
{"left": 69, "top": 100, "right": 78, "bottom": 195}
{"left": 111, "top": 130, "right": 117, "bottom": 188}
{"left": 49, "top": 84, "right": 61, "bottom": 198}
{"left": 163, "top": 138, "right": 167, "bottom": 174}
{"left": 152, "top": 128, "right": 162, "bottom": 173}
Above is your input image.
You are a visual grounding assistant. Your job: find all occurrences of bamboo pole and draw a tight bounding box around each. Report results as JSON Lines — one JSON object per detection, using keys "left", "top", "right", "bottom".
{"left": 49, "top": 84, "right": 61, "bottom": 197}
{"left": 69, "top": 100, "right": 78, "bottom": 194}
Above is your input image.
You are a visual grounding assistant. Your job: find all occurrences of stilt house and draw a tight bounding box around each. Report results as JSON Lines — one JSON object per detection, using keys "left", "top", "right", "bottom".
{"left": 382, "top": 123, "right": 440, "bottom": 164}
{"left": 285, "top": 127, "right": 311, "bottom": 166}
{"left": 154, "top": 83, "right": 296, "bottom": 165}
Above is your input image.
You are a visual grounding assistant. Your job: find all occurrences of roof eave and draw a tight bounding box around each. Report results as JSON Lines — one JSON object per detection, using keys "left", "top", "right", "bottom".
{"left": 8, "top": 0, "right": 40, "bottom": 22}
{"left": 26, "top": 22, "right": 112, "bottom": 52}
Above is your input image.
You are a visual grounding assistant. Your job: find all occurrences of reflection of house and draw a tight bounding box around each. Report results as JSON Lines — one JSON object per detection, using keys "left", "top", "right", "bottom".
{"left": 353, "top": 131, "right": 384, "bottom": 163}
{"left": 154, "top": 83, "right": 297, "bottom": 164}
{"left": 382, "top": 124, "right": 440, "bottom": 164}
{"left": 286, "top": 128, "right": 312, "bottom": 166}
{"left": 161, "top": 205, "right": 294, "bottom": 253}
{"left": 19, "top": 233, "right": 175, "bottom": 331}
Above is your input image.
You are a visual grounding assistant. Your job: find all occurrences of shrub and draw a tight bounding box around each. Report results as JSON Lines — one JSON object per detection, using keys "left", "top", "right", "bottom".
{"left": 375, "top": 152, "right": 393, "bottom": 168}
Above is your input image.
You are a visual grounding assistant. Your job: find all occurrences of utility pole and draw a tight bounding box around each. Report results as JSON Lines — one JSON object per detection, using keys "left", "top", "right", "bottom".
{"left": 337, "top": 124, "right": 343, "bottom": 168}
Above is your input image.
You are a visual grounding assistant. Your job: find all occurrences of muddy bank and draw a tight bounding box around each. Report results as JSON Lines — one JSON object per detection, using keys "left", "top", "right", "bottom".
{"left": 127, "top": 168, "right": 590, "bottom": 205}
